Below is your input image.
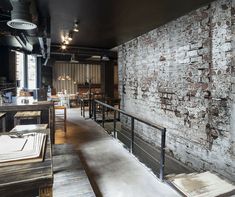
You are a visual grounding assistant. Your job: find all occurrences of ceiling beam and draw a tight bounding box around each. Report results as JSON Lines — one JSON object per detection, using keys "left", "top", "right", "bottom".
{"left": 51, "top": 44, "right": 117, "bottom": 60}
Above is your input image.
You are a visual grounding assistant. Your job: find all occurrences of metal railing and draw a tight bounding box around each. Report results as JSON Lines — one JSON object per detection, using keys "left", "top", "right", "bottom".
{"left": 92, "top": 99, "right": 166, "bottom": 181}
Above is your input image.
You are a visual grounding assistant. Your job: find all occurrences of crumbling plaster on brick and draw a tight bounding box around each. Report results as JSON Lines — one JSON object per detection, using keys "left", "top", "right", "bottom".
{"left": 118, "top": 0, "right": 235, "bottom": 180}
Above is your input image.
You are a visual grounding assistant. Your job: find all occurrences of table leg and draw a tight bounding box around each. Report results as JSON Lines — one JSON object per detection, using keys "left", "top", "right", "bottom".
{"left": 14, "top": 117, "right": 19, "bottom": 126}
{"left": 37, "top": 117, "right": 41, "bottom": 124}
{"left": 49, "top": 106, "right": 55, "bottom": 144}
{"left": 2, "top": 116, "right": 6, "bottom": 132}
{"left": 39, "top": 186, "right": 53, "bottom": 197}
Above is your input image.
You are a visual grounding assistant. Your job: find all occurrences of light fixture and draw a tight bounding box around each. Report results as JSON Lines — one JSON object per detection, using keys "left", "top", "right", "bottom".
{"left": 73, "top": 20, "right": 79, "bottom": 32}
{"left": 64, "top": 39, "right": 69, "bottom": 45}
{"left": 61, "top": 44, "right": 67, "bottom": 50}
{"left": 68, "top": 31, "right": 73, "bottom": 41}
{"left": 60, "top": 20, "right": 79, "bottom": 51}
{"left": 58, "top": 75, "right": 71, "bottom": 81}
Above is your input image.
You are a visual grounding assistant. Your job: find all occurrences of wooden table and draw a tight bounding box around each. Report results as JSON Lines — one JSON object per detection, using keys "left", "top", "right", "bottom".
{"left": 14, "top": 111, "right": 41, "bottom": 126}
{"left": 0, "top": 129, "right": 53, "bottom": 197}
{"left": 10, "top": 124, "right": 48, "bottom": 132}
{"left": 0, "top": 100, "right": 55, "bottom": 143}
{"left": 0, "top": 112, "right": 6, "bottom": 132}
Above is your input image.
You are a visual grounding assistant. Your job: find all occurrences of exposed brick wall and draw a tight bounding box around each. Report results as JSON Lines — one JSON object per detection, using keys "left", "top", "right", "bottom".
{"left": 118, "top": 0, "right": 235, "bottom": 180}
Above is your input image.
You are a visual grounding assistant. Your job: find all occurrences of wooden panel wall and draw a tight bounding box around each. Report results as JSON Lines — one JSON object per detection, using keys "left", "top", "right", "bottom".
{"left": 53, "top": 62, "right": 101, "bottom": 94}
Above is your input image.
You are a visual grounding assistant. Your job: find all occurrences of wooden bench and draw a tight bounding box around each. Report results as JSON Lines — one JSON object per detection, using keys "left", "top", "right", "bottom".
{"left": 53, "top": 144, "right": 95, "bottom": 197}
{"left": 0, "top": 113, "right": 6, "bottom": 132}
{"left": 14, "top": 111, "right": 41, "bottom": 126}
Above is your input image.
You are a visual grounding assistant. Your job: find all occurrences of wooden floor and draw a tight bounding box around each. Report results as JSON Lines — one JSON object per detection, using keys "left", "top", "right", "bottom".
{"left": 53, "top": 144, "right": 95, "bottom": 197}
{"left": 54, "top": 108, "right": 97, "bottom": 197}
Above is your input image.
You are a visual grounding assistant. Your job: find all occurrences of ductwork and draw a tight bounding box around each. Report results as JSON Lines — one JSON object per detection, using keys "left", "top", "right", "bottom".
{"left": 7, "top": 0, "right": 37, "bottom": 30}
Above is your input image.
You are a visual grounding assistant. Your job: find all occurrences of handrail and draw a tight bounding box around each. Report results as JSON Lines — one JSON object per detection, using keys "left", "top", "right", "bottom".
{"left": 93, "top": 99, "right": 166, "bottom": 181}
{"left": 94, "top": 99, "right": 165, "bottom": 132}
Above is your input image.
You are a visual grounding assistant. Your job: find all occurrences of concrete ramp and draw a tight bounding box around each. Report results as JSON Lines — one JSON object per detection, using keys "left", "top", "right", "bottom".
{"left": 167, "top": 171, "right": 235, "bottom": 197}
{"left": 78, "top": 120, "right": 180, "bottom": 197}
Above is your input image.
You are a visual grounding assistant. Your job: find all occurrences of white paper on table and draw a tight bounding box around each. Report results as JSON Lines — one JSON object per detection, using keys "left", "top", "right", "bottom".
{"left": 0, "top": 133, "right": 46, "bottom": 162}
{"left": 0, "top": 135, "right": 27, "bottom": 154}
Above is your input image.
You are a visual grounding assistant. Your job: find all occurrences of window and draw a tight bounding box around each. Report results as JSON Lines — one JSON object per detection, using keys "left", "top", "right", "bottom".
{"left": 27, "top": 55, "right": 37, "bottom": 89}
{"left": 15, "top": 51, "right": 25, "bottom": 92}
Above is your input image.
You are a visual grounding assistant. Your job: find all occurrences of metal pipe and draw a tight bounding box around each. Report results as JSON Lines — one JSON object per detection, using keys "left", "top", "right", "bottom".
{"left": 93, "top": 99, "right": 167, "bottom": 181}
{"left": 38, "top": 37, "right": 46, "bottom": 58}
{"left": 94, "top": 99, "right": 165, "bottom": 132}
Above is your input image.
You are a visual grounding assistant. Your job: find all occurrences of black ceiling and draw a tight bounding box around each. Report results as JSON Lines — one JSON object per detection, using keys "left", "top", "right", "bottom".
{"left": 1, "top": 0, "right": 215, "bottom": 51}
{"left": 40, "top": 0, "right": 215, "bottom": 49}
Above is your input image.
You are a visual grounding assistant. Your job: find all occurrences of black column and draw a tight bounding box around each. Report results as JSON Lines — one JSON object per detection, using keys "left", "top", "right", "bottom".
{"left": 101, "top": 60, "right": 114, "bottom": 98}
{"left": 37, "top": 57, "right": 42, "bottom": 88}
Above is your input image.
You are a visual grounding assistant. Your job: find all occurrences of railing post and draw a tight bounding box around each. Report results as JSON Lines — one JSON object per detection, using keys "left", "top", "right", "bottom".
{"left": 113, "top": 111, "right": 117, "bottom": 138}
{"left": 130, "top": 117, "right": 134, "bottom": 153}
{"left": 83, "top": 101, "right": 85, "bottom": 118}
{"left": 80, "top": 99, "right": 82, "bottom": 117}
{"left": 89, "top": 98, "right": 92, "bottom": 118}
{"left": 160, "top": 128, "right": 166, "bottom": 181}
{"left": 102, "top": 105, "right": 105, "bottom": 128}
{"left": 93, "top": 101, "right": 97, "bottom": 122}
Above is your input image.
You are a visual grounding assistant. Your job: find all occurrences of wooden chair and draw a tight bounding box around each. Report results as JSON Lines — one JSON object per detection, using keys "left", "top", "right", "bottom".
{"left": 14, "top": 111, "right": 41, "bottom": 126}
{"left": 0, "top": 113, "right": 6, "bottom": 132}
{"left": 54, "top": 106, "right": 67, "bottom": 133}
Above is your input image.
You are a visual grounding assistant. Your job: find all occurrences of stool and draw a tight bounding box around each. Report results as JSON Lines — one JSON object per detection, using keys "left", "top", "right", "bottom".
{"left": 54, "top": 106, "right": 67, "bottom": 133}
{"left": 14, "top": 111, "right": 41, "bottom": 126}
{"left": 0, "top": 113, "right": 6, "bottom": 132}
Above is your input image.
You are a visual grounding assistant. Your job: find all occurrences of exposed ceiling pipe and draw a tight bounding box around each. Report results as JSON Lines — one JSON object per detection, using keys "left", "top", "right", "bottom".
{"left": 15, "top": 34, "right": 33, "bottom": 51}
{"left": 46, "top": 38, "right": 51, "bottom": 58}
{"left": 7, "top": 0, "right": 37, "bottom": 30}
{"left": 51, "top": 44, "right": 117, "bottom": 59}
{"left": 38, "top": 37, "right": 45, "bottom": 58}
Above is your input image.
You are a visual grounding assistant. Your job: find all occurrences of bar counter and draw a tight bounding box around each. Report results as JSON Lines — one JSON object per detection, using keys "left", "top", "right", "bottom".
{"left": 0, "top": 98, "right": 55, "bottom": 143}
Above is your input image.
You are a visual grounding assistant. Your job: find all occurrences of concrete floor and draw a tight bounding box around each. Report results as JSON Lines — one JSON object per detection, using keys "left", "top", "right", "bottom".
{"left": 55, "top": 108, "right": 235, "bottom": 197}
{"left": 55, "top": 108, "right": 181, "bottom": 196}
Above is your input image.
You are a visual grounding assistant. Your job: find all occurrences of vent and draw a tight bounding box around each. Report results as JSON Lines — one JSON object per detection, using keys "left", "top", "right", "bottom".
{"left": 7, "top": 0, "right": 37, "bottom": 30}
{"left": 7, "top": 19, "right": 37, "bottom": 30}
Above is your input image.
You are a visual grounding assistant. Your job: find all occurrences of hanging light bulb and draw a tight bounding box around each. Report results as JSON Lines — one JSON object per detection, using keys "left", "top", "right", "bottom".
{"left": 64, "top": 39, "right": 69, "bottom": 45}
{"left": 73, "top": 20, "right": 79, "bottom": 32}
{"left": 61, "top": 44, "right": 67, "bottom": 50}
{"left": 68, "top": 31, "right": 73, "bottom": 41}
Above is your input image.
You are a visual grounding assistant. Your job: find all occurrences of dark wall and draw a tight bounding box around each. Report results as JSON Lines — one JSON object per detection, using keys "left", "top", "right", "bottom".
{"left": 0, "top": 46, "right": 10, "bottom": 81}
{"left": 0, "top": 46, "right": 16, "bottom": 83}
{"left": 41, "top": 64, "right": 52, "bottom": 87}
{"left": 101, "top": 61, "right": 114, "bottom": 98}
